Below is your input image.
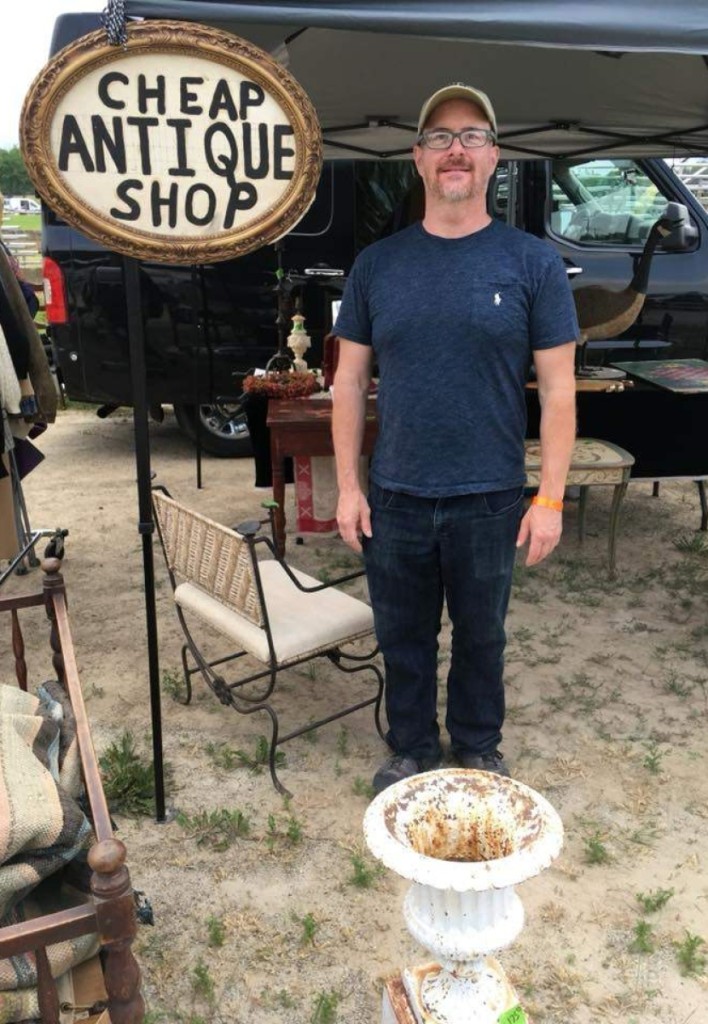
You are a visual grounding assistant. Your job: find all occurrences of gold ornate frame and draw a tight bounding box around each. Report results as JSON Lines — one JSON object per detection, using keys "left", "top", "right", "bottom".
{"left": 20, "top": 20, "right": 323, "bottom": 264}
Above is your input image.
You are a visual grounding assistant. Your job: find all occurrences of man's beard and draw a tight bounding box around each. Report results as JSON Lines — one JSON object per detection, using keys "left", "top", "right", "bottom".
{"left": 428, "top": 164, "right": 483, "bottom": 203}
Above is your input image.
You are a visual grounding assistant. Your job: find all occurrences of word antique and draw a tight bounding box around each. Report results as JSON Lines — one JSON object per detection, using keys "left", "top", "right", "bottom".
{"left": 21, "top": 20, "right": 322, "bottom": 264}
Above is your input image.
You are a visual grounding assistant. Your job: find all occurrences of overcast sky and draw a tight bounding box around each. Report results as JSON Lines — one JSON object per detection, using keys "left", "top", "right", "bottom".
{"left": 2, "top": 0, "right": 104, "bottom": 150}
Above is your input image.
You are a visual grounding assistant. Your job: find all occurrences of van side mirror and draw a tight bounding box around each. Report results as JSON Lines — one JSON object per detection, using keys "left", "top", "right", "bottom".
{"left": 659, "top": 202, "right": 698, "bottom": 251}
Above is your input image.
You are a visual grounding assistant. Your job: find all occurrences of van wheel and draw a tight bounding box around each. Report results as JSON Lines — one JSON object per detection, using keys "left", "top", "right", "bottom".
{"left": 173, "top": 400, "right": 252, "bottom": 458}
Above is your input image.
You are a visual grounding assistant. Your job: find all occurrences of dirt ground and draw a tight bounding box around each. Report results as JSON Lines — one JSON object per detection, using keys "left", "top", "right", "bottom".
{"left": 5, "top": 406, "right": 708, "bottom": 1023}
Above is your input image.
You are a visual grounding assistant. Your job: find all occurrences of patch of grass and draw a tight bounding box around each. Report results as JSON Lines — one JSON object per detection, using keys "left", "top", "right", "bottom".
{"left": 191, "top": 961, "right": 215, "bottom": 1005}
{"left": 348, "top": 853, "right": 383, "bottom": 889}
{"left": 286, "top": 816, "right": 303, "bottom": 844}
{"left": 636, "top": 887, "right": 674, "bottom": 913}
{"left": 583, "top": 832, "right": 610, "bottom": 865}
{"left": 272, "top": 989, "right": 297, "bottom": 1009}
{"left": 642, "top": 741, "right": 664, "bottom": 775}
{"left": 264, "top": 812, "right": 304, "bottom": 850}
{"left": 663, "top": 670, "right": 693, "bottom": 698}
{"left": 673, "top": 532, "right": 708, "bottom": 555}
{"left": 294, "top": 911, "right": 318, "bottom": 946}
{"left": 352, "top": 776, "right": 375, "bottom": 799}
{"left": 629, "top": 920, "right": 656, "bottom": 954}
{"left": 161, "top": 668, "right": 186, "bottom": 702}
{"left": 311, "top": 989, "right": 339, "bottom": 1023}
{"left": 336, "top": 727, "right": 349, "bottom": 757}
{"left": 177, "top": 808, "right": 250, "bottom": 851}
{"left": 100, "top": 732, "right": 165, "bottom": 816}
{"left": 207, "top": 736, "right": 285, "bottom": 774}
{"left": 674, "top": 931, "right": 707, "bottom": 976}
{"left": 206, "top": 915, "right": 226, "bottom": 948}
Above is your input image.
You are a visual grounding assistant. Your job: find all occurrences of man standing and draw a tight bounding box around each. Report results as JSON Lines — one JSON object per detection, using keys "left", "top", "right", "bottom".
{"left": 332, "top": 84, "right": 578, "bottom": 794}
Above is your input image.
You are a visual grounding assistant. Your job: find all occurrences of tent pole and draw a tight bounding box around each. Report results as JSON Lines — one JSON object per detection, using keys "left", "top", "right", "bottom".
{"left": 124, "top": 255, "right": 166, "bottom": 823}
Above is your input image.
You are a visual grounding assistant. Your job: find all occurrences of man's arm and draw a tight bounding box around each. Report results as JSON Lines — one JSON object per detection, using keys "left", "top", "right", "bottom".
{"left": 517, "top": 341, "right": 576, "bottom": 566}
{"left": 332, "top": 339, "right": 374, "bottom": 552}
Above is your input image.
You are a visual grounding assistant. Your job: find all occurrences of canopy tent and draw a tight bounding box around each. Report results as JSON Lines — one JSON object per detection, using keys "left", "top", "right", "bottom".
{"left": 115, "top": 0, "right": 708, "bottom": 159}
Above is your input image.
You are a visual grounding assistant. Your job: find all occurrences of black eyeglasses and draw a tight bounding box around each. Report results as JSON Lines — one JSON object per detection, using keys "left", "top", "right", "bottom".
{"left": 417, "top": 128, "right": 497, "bottom": 150}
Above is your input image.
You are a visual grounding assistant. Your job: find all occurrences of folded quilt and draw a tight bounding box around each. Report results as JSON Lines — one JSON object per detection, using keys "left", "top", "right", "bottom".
{"left": 0, "top": 680, "right": 97, "bottom": 1020}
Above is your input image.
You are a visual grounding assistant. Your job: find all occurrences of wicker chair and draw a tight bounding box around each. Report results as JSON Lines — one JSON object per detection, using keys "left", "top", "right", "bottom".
{"left": 151, "top": 489, "right": 384, "bottom": 795}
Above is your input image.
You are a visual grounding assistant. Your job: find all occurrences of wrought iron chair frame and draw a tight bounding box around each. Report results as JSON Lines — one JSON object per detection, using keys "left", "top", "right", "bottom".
{"left": 152, "top": 488, "right": 385, "bottom": 796}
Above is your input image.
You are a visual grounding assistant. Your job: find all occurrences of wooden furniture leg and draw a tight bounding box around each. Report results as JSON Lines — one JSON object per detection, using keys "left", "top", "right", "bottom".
{"left": 608, "top": 480, "right": 630, "bottom": 579}
{"left": 578, "top": 486, "right": 588, "bottom": 542}
{"left": 89, "top": 840, "right": 144, "bottom": 1024}
{"left": 270, "top": 435, "right": 287, "bottom": 557}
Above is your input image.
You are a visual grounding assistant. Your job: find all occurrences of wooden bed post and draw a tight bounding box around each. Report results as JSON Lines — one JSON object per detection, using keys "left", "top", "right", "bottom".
{"left": 88, "top": 839, "right": 144, "bottom": 1024}
{"left": 41, "top": 557, "right": 66, "bottom": 687}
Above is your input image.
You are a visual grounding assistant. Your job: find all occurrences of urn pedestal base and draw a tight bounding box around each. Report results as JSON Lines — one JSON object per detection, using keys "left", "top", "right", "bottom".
{"left": 382, "top": 960, "right": 522, "bottom": 1024}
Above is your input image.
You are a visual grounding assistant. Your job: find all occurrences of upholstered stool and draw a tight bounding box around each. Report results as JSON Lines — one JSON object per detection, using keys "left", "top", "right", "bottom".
{"left": 524, "top": 437, "right": 635, "bottom": 577}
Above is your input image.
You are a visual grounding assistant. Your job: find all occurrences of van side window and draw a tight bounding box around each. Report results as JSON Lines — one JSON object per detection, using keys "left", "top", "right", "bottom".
{"left": 550, "top": 158, "right": 669, "bottom": 246}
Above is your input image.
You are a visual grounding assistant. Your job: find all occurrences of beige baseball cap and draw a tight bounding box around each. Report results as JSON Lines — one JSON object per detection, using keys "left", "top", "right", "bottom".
{"left": 417, "top": 83, "right": 497, "bottom": 137}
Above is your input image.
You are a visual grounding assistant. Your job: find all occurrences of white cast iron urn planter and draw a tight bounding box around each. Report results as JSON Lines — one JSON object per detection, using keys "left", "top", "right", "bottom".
{"left": 363, "top": 769, "right": 564, "bottom": 1024}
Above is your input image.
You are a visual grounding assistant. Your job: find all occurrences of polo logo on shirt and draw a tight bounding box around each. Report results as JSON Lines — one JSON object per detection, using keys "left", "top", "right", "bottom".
{"left": 494, "top": 292, "right": 502, "bottom": 306}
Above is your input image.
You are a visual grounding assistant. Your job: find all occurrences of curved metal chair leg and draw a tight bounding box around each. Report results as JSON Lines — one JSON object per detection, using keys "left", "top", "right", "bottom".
{"left": 262, "top": 704, "right": 289, "bottom": 798}
{"left": 180, "top": 644, "right": 193, "bottom": 705}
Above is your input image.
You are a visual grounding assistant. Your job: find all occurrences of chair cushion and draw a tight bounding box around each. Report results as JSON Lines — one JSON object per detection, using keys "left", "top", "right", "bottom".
{"left": 174, "top": 560, "right": 374, "bottom": 665}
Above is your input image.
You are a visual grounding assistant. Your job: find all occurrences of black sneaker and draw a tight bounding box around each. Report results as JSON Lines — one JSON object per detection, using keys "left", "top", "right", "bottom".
{"left": 456, "top": 750, "right": 511, "bottom": 778}
{"left": 372, "top": 753, "right": 444, "bottom": 795}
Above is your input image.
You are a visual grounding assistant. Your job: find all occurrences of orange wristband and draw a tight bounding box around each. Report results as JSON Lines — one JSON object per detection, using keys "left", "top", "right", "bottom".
{"left": 531, "top": 495, "right": 564, "bottom": 512}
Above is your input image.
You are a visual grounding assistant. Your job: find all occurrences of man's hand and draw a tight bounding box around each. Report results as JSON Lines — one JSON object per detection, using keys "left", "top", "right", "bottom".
{"left": 516, "top": 504, "right": 562, "bottom": 566}
{"left": 337, "top": 488, "right": 372, "bottom": 553}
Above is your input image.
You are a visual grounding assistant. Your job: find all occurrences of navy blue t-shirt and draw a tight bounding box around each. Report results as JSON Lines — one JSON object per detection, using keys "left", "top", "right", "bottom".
{"left": 334, "top": 219, "right": 579, "bottom": 497}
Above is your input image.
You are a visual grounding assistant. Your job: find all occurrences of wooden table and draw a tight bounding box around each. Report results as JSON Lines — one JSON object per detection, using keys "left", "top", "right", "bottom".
{"left": 267, "top": 400, "right": 634, "bottom": 574}
{"left": 267, "top": 396, "right": 378, "bottom": 555}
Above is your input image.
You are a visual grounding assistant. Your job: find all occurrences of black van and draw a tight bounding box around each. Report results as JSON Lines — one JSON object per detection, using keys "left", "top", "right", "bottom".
{"left": 41, "top": 16, "right": 708, "bottom": 473}
{"left": 44, "top": 151, "right": 708, "bottom": 471}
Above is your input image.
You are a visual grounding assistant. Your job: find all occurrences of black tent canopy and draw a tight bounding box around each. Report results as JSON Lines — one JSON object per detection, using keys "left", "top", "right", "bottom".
{"left": 122, "top": 0, "right": 708, "bottom": 159}
{"left": 76, "top": 0, "right": 708, "bottom": 819}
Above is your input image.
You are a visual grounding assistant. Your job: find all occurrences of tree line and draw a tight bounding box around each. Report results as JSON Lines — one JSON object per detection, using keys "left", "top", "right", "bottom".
{"left": 0, "top": 148, "right": 34, "bottom": 196}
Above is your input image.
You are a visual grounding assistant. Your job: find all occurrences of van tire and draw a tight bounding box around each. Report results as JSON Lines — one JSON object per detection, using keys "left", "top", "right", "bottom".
{"left": 173, "top": 400, "right": 252, "bottom": 458}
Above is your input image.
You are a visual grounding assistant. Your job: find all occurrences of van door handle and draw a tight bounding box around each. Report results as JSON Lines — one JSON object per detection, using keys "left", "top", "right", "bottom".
{"left": 563, "top": 259, "right": 583, "bottom": 278}
{"left": 303, "top": 267, "right": 345, "bottom": 277}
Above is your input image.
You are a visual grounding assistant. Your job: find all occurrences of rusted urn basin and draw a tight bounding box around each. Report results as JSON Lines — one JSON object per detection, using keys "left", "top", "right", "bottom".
{"left": 364, "top": 768, "right": 563, "bottom": 1024}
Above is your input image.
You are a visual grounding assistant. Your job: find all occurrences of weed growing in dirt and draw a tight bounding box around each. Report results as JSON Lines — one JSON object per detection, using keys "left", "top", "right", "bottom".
{"left": 294, "top": 911, "right": 318, "bottom": 946}
{"left": 100, "top": 732, "right": 166, "bottom": 816}
{"left": 311, "top": 989, "right": 339, "bottom": 1023}
{"left": 636, "top": 887, "right": 674, "bottom": 913}
{"left": 348, "top": 853, "right": 383, "bottom": 888}
{"left": 264, "top": 812, "right": 304, "bottom": 850}
{"left": 352, "top": 776, "right": 375, "bottom": 799}
{"left": 583, "top": 832, "right": 610, "bottom": 865}
{"left": 674, "top": 931, "right": 707, "bottom": 976}
{"left": 642, "top": 741, "right": 664, "bottom": 774}
{"left": 161, "top": 668, "right": 186, "bottom": 702}
{"left": 206, "top": 737, "right": 285, "bottom": 774}
{"left": 336, "top": 727, "right": 349, "bottom": 756}
{"left": 262, "top": 988, "right": 298, "bottom": 1009}
{"left": 206, "top": 915, "right": 226, "bottom": 948}
{"left": 673, "top": 532, "right": 708, "bottom": 555}
{"left": 191, "top": 961, "right": 215, "bottom": 1006}
{"left": 177, "top": 808, "right": 250, "bottom": 850}
{"left": 629, "top": 920, "right": 656, "bottom": 954}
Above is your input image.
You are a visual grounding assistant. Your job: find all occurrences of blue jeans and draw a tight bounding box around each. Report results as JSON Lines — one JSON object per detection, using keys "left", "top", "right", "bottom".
{"left": 363, "top": 481, "right": 523, "bottom": 761}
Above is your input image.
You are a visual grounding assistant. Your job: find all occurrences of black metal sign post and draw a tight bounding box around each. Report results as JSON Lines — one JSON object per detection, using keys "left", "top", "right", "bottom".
{"left": 124, "top": 255, "right": 166, "bottom": 823}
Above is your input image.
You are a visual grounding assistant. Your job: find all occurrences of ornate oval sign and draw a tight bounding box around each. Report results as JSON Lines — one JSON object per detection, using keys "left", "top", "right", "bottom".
{"left": 20, "top": 20, "right": 322, "bottom": 264}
